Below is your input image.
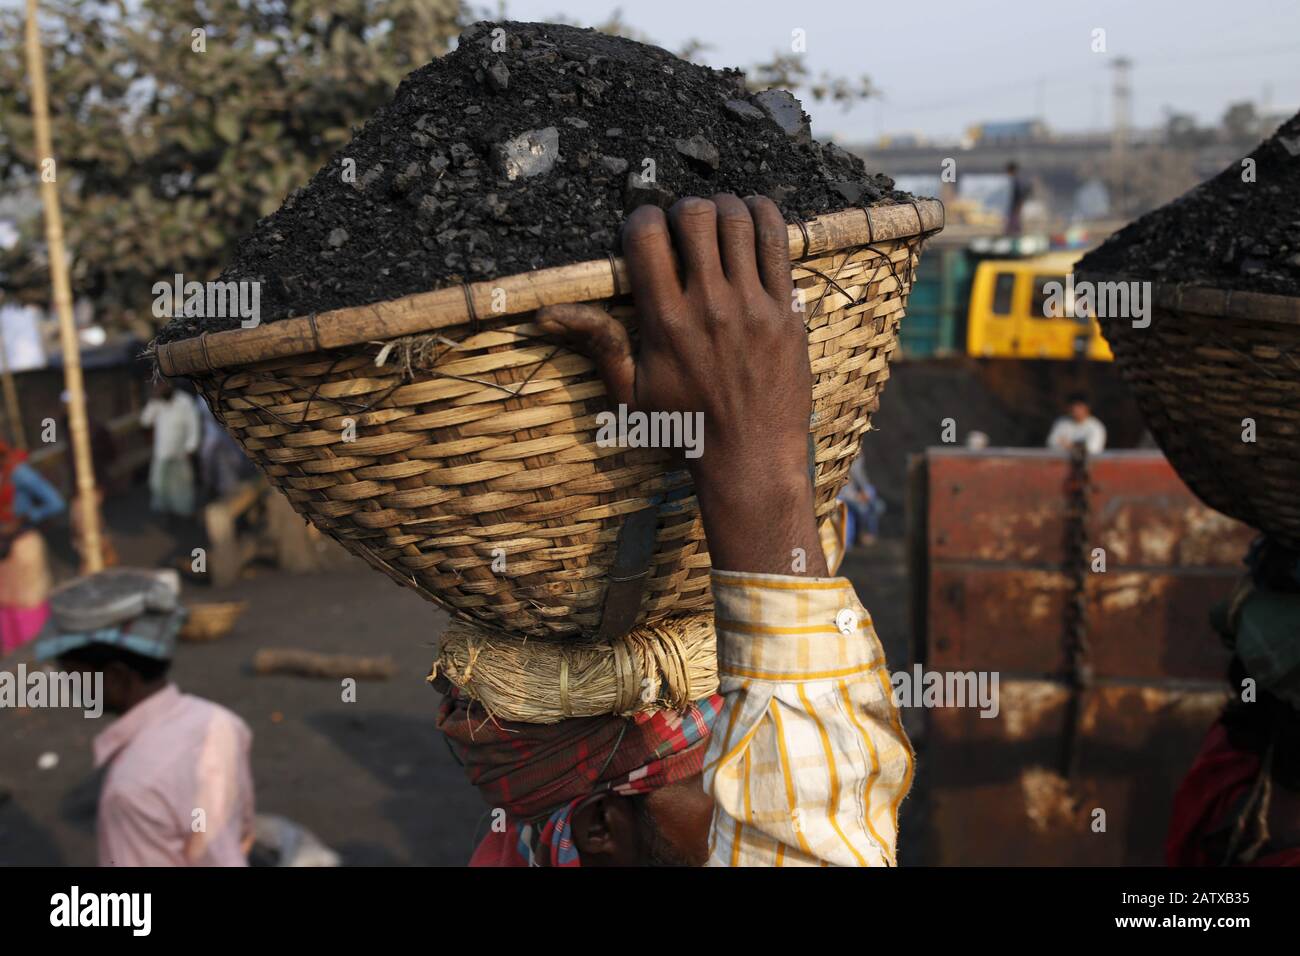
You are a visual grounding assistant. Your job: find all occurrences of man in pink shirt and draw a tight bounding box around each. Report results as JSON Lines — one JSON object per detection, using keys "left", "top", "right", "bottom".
{"left": 36, "top": 569, "right": 254, "bottom": 866}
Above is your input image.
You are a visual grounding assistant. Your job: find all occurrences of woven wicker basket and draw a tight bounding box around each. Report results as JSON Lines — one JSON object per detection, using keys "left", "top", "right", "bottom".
{"left": 179, "top": 600, "right": 248, "bottom": 642}
{"left": 157, "top": 201, "right": 943, "bottom": 639}
{"left": 1087, "top": 278, "right": 1300, "bottom": 548}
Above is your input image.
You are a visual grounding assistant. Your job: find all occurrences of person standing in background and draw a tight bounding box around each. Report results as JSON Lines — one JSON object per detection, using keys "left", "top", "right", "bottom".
{"left": 839, "top": 449, "right": 885, "bottom": 546}
{"left": 1046, "top": 393, "right": 1107, "bottom": 455}
{"left": 1005, "top": 161, "right": 1029, "bottom": 236}
{"left": 141, "top": 379, "right": 200, "bottom": 523}
{"left": 0, "top": 439, "right": 65, "bottom": 654}
{"left": 197, "top": 395, "right": 254, "bottom": 501}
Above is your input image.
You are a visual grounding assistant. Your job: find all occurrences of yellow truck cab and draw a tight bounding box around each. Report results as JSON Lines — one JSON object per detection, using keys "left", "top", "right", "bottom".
{"left": 966, "top": 251, "right": 1113, "bottom": 361}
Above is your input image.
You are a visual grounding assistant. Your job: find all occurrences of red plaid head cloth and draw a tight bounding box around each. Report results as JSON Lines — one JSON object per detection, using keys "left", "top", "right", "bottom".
{"left": 437, "top": 690, "right": 724, "bottom": 822}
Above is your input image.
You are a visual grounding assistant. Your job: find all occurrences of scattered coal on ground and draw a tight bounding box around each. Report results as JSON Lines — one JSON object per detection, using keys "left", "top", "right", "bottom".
{"left": 157, "top": 20, "right": 915, "bottom": 344}
{"left": 1079, "top": 109, "right": 1300, "bottom": 297}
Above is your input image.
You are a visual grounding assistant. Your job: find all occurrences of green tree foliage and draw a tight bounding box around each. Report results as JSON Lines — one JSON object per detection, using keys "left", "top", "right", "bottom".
{"left": 745, "top": 52, "right": 876, "bottom": 107}
{"left": 0, "top": 0, "right": 463, "bottom": 336}
{"left": 1, "top": 3, "right": 870, "bottom": 336}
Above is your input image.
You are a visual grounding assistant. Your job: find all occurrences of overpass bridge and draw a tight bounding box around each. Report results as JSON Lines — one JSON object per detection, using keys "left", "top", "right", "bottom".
{"left": 848, "top": 133, "right": 1255, "bottom": 217}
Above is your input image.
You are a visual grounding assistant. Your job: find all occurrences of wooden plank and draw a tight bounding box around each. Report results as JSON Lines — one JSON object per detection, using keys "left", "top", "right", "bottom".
{"left": 251, "top": 648, "right": 395, "bottom": 680}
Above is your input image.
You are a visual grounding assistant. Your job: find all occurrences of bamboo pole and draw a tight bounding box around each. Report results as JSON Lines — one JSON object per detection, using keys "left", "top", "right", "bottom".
{"left": 0, "top": 308, "right": 28, "bottom": 449}
{"left": 24, "top": 0, "right": 103, "bottom": 572}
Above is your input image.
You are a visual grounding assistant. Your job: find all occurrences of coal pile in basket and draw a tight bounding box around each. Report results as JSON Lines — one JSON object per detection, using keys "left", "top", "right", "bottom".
{"left": 1078, "top": 108, "right": 1300, "bottom": 548}
{"left": 1080, "top": 110, "right": 1300, "bottom": 297}
{"left": 154, "top": 20, "right": 944, "bottom": 645}
{"left": 156, "top": 20, "right": 911, "bottom": 342}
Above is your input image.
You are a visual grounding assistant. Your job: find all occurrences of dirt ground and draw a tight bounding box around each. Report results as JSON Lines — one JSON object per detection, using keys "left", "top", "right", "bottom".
{"left": 0, "top": 484, "right": 915, "bottom": 867}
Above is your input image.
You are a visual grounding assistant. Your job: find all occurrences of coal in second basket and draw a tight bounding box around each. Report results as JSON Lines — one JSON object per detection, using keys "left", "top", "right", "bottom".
{"left": 1078, "top": 108, "right": 1300, "bottom": 297}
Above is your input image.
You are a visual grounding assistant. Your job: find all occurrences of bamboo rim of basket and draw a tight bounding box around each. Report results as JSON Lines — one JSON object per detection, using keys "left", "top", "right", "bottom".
{"left": 156, "top": 199, "right": 945, "bottom": 378}
{"left": 1075, "top": 273, "right": 1300, "bottom": 326}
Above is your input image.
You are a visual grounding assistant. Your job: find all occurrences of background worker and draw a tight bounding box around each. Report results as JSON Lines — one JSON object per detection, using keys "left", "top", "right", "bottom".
{"left": 0, "top": 438, "right": 65, "bottom": 655}
{"left": 141, "top": 378, "right": 201, "bottom": 523}
{"left": 1046, "top": 392, "right": 1107, "bottom": 455}
{"left": 36, "top": 569, "right": 255, "bottom": 866}
{"left": 1005, "top": 160, "right": 1029, "bottom": 236}
{"left": 197, "top": 395, "right": 254, "bottom": 501}
{"left": 840, "top": 449, "right": 885, "bottom": 546}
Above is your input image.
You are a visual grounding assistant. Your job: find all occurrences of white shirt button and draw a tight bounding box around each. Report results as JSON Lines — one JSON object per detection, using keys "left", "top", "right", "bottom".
{"left": 835, "top": 608, "right": 859, "bottom": 635}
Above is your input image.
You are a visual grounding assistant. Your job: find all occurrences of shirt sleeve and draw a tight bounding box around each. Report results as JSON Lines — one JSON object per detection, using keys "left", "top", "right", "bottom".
{"left": 1086, "top": 419, "right": 1107, "bottom": 455}
{"left": 183, "top": 712, "right": 253, "bottom": 867}
{"left": 702, "top": 570, "right": 914, "bottom": 867}
{"left": 181, "top": 398, "right": 201, "bottom": 455}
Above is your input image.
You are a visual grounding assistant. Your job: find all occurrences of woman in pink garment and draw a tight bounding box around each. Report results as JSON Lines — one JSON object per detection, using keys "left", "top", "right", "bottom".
{"left": 0, "top": 439, "right": 65, "bottom": 655}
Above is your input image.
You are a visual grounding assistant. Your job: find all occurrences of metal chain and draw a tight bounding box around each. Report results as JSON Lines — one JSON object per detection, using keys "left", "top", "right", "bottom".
{"left": 1060, "top": 441, "right": 1094, "bottom": 780}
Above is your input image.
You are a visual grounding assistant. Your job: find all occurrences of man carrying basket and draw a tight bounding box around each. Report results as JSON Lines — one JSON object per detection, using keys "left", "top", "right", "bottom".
{"left": 438, "top": 194, "right": 914, "bottom": 866}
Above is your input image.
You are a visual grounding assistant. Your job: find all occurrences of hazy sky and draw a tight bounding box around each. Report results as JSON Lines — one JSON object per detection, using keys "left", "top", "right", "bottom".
{"left": 499, "top": 0, "right": 1300, "bottom": 141}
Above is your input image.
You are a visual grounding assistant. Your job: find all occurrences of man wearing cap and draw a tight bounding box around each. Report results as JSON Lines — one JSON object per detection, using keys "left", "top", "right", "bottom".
{"left": 36, "top": 569, "right": 255, "bottom": 867}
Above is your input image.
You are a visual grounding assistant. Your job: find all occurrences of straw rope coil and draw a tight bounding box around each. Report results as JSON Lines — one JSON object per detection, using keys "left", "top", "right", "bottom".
{"left": 1084, "top": 277, "right": 1300, "bottom": 549}
{"left": 429, "top": 611, "right": 718, "bottom": 723}
{"left": 157, "top": 201, "right": 944, "bottom": 640}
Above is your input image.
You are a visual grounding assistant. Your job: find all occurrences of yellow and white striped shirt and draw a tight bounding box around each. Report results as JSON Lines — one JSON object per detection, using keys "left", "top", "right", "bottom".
{"left": 703, "top": 532, "right": 914, "bottom": 866}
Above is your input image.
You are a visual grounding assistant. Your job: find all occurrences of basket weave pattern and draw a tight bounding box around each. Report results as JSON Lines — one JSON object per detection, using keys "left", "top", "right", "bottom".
{"left": 178, "top": 601, "right": 247, "bottom": 642}
{"left": 176, "top": 208, "right": 938, "bottom": 640}
{"left": 1097, "top": 283, "right": 1300, "bottom": 549}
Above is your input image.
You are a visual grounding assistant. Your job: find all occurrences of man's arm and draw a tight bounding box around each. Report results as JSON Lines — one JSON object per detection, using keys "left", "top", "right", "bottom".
{"left": 182, "top": 396, "right": 202, "bottom": 456}
{"left": 182, "top": 712, "right": 254, "bottom": 866}
{"left": 1087, "top": 419, "right": 1107, "bottom": 455}
{"left": 538, "top": 195, "right": 913, "bottom": 866}
{"left": 537, "top": 195, "right": 826, "bottom": 577}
